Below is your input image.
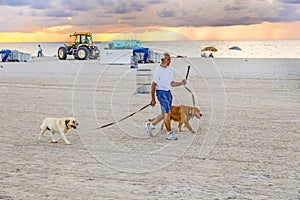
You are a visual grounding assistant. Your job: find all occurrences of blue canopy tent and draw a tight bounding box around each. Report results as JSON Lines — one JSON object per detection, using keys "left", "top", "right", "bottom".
{"left": 133, "top": 48, "right": 149, "bottom": 63}
{"left": 0, "top": 49, "right": 11, "bottom": 62}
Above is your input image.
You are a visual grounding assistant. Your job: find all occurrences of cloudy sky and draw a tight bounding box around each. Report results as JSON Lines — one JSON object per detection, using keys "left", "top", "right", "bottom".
{"left": 0, "top": 0, "right": 300, "bottom": 42}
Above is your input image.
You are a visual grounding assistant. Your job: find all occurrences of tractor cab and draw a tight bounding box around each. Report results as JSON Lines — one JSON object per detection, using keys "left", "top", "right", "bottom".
{"left": 71, "top": 32, "right": 93, "bottom": 47}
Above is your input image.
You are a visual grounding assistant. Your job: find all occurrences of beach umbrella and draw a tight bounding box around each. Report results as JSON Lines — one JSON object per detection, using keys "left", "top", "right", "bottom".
{"left": 229, "top": 46, "right": 242, "bottom": 50}
{"left": 202, "top": 46, "right": 218, "bottom": 52}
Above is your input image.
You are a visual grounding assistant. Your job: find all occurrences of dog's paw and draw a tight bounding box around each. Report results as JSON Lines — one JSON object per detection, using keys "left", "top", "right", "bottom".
{"left": 191, "top": 130, "right": 196, "bottom": 133}
{"left": 51, "top": 140, "right": 58, "bottom": 143}
{"left": 65, "top": 142, "right": 71, "bottom": 145}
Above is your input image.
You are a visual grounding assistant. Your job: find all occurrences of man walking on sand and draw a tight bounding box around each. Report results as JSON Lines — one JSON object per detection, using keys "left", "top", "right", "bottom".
{"left": 37, "top": 45, "right": 43, "bottom": 57}
{"left": 145, "top": 52, "right": 186, "bottom": 140}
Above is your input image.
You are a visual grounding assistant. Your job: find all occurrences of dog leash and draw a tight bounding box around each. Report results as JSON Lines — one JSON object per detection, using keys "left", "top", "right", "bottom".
{"left": 184, "top": 85, "right": 195, "bottom": 106}
{"left": 94, "top": 103, "right": 151, "bottom": 130}
{"left": 94, "top": 65, "right": 193, "bottom": 130}
{"left": 184, "top": 65, "right": 195, "bottom": 106}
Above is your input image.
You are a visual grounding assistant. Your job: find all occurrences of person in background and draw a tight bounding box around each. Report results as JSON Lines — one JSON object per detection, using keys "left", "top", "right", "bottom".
{"left": 145, "top": 52, "right": 186, "bottom": 140}
{"left": 37, "top": 45, "right": 43, "bottom": 57}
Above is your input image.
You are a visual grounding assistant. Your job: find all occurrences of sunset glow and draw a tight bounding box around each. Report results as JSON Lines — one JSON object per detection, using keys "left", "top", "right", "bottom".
{"left": 1, "top": 21, "right": 299, "bottom": 43}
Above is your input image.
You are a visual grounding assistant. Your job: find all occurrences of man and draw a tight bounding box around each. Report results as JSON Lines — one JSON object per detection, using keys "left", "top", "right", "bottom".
{"left": 145, "top": 52, "right": 186, "bottom": 140}
{"left": 37, "top": 45, "right": 43, "bottom": 57}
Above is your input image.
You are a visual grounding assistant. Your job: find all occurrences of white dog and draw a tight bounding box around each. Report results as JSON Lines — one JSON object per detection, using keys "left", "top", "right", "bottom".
{"left": 39, "top": 117, "right": 79, "bottom": 145}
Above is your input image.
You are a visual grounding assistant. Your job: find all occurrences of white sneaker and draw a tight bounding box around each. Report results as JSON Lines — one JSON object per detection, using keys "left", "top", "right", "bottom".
{"left": 166, "top": 131, "right": 177, "bottom": 140}
{"left": 145, "top": 122, "right": 153, "bottom": 136}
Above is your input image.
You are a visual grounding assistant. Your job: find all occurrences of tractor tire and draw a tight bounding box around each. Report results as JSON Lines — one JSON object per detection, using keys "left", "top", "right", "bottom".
{"left": 76, "top": 46, "right": 89, "bottom": 60}
{"left": 58, "top": 46, "right": 67, "bottom": 60}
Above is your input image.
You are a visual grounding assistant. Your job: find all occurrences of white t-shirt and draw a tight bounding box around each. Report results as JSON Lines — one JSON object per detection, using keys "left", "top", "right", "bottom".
{"left": 153, "top": 65, "right": 174, "bottom": 91}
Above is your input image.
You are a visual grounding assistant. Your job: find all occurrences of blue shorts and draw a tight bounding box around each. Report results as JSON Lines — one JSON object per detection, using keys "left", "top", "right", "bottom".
{"left": 156, "top": 90, "right": 172, "bottom": 114}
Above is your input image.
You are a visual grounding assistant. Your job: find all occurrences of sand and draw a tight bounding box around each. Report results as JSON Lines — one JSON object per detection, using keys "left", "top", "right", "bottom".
{"left": 0, "top": 57, "right": 299, "bottom": 199}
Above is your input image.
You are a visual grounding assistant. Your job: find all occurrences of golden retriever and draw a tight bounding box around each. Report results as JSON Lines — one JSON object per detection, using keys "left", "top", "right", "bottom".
{"left": 149, "top": 105, "right": 202, "bottom": 133}
{"left": 39, "top": 117, "right": 79, "bottom": 145}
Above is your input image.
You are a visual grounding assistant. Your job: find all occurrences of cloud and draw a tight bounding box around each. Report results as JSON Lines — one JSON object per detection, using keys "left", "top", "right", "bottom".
{"left": 224, "top": 0, "right": 248, "bottom": 11}
{"left": 106, "top": 1, "right": 145, "bottom": 14}
{"left": 157, "top": 9, "right": 176, "bottom": 17}
{"left": 44, "top": 10, "right": 74, "bottom": 18}
{"left": 30, "top": 1, "right": 51, "bottom": 10}
{"left": 279, "top": 0, "right": 300, "bottom": 3}
{"left": 0, "top": 0, "right": 52, "bottom": 9}
{"left": 278, "top": 3, "right": 300, "bottom": 21}
{"left": 0, "top": 0, "right": 300, "bottom": 34}
{"left": 0, "top": 0, "right": 30, "bottom": 6}
{"left": 61, "top": 0, "right": 100, "bottom": 11}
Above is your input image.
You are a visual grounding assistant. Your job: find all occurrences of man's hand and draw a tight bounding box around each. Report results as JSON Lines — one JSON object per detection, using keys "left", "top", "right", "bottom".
{"left": 181, "top": 79, "right": 187, "bottom": 85}
{"left": 150, "top": 99, "right": 156, "bottom": 106}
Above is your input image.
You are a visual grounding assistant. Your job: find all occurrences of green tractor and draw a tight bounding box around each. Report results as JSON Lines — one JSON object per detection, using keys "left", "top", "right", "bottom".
{"left": 58, "top": 32, "right": 100, "bottom": 60}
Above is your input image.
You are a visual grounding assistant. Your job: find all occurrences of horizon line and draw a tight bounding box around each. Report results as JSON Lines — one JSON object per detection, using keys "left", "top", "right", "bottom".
{"left": 1, "top": 38, "right": 300, "bottom": 43}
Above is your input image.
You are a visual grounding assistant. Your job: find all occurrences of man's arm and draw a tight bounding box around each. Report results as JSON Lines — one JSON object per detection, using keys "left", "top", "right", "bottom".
{"left": 150, "top": 82, "right": 157, "bottom": 106}
{"left": 171, "top": 79, "right": 186, "bottom": 87}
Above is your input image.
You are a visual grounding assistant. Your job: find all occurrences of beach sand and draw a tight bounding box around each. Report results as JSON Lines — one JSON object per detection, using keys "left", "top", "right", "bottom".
{"left": 0, "top": 57, "right": 299, "bottom": 199}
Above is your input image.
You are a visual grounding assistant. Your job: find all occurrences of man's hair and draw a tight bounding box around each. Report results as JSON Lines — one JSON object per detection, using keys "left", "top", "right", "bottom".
{"left": 161, "top": 52, "right": 170, "bottom": 60}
